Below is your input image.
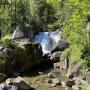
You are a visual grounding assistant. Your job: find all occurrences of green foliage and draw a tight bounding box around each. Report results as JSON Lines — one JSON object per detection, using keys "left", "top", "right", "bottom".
{"left": 15, "top": 45, "right": 26, "bottom": 56}
{"left": 81, "top": 82, "right": 89, "bottom": 90}
{"left": 79, "top": 66, "right": 87, "bottom": 76}
{"left": 15, "top": 45, "right": 27, "bottom": 71}
{"left": 1, "top": 34, "right": 11, "bottom": 47}
{"left": 61, "top": 0, "right": 90, "bottom": 65}
{"left": 0, "top": 2, "right": 11, "bottom": 34}
{"left": 61, "top": 48, "right": 70, "bottom": 60}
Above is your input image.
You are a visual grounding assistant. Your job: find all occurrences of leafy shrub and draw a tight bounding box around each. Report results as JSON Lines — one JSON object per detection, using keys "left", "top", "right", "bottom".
{"left": 15, "top": 45, "right": 27, "bottom": 71}
{"left": 1, "top": 34, "right": 11, "bottom": 47}
{"left": 61, "top": 48, "right": 70, "bottom": 60}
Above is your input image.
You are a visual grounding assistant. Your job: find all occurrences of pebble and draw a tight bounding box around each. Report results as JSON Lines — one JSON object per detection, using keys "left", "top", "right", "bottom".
{"left": 66, "top": 80, "right": 75, "bottom": 87}
{"left": 48, "top": 73, "right": 55, "bottom": 78}
{"left": 54, "top": 62, "right": 60, "bottom": 68}
{"left": 72, "top": 85, "right": 80, "bottom": 90}
{"left": 61, "top": 81, "right": 66, "bottom": 87}
{"left": 50, "top": 83, "right": 57, "bottom": 87}
{"left": 52, "top": 78, "right": 61, "bottom": 85}
{"left": 47, "top": 79, "right": 52, "bottom": 83}
{"left": 5, "top": 78, "right": 12, "bottom": 85}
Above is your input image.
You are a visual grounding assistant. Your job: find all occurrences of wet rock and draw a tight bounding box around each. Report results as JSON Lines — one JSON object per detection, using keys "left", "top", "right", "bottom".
{"left": 47, "top": 79, "right": 52, "bottom": 83}
{"left": 54, "top": 62, "right": 60, "bottom": 68}
{"left": 0, "top": 73, "right": 7, "bottom": 83}
{"left": 12, "top": 76, "right": 35, "bottom": 90}
{"left": 3, "top": 85, "right": 18, "bottom": 90}
{"left": 52, "top": 78, "right": 61, "bottom": 85}
{"left": 51, "top": 39, "right": 69, "bottom": 53}
{"left": 66, "top": 80, "right": 75, "bottom": 87}
{"left": 49, "top": 51, "right": 61, "bottom": 62}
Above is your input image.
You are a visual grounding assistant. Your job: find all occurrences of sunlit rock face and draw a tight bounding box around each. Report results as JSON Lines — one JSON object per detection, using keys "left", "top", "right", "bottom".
{"left": 34, "top": 30, "right": 61, "bottom": 55}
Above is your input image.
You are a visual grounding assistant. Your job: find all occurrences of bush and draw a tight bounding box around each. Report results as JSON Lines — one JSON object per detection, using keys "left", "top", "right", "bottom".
{"left": 1, "top": 34, "right": 11, "bottom": 47}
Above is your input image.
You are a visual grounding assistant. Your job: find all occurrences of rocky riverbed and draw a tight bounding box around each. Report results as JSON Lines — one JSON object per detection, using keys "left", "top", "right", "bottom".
{"left": 0, "top": 29, "right": 90, "bottom": 90}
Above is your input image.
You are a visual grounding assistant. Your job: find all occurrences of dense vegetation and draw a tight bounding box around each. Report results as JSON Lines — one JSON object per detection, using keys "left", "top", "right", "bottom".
{"left": 0, "top": 0, "right": 90, "bottom": 74}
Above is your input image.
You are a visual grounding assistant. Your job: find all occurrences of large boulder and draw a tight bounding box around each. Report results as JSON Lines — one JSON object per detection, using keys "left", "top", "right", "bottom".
{"left": 67, "top": 61, "right": 82, "bottom": 79}
{"left": 51, "top": 39, "right": 69, "bottom": 53}
{"left": 11, "top": 28, "right": 34, "bottom": 42}
{"left": 11, "top": 30, "right": 24, "bottom": 39}
{"left": 0, "top": 29, "right": 42, "bottom": 74}
{"left": 11, "top": 29, "right": 42, "bottom": 72}
{"left": 0, "top": 76, "right": 35, "bottom": 90}
{"left": 0, "top": 46, "right": 14, "bottom": 73}
{"left": 49, "top": 51, "right": 61, "bottom": 62}
{"left": 13, "top": 42, "right": 42, "bottom": 72}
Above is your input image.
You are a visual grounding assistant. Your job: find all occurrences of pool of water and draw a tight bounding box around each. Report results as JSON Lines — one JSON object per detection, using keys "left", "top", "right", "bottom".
{"left": 23, "top": 67, "right": 72, "bottom": 90}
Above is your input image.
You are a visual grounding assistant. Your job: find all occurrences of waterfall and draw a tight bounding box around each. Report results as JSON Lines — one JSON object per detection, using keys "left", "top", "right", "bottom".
{"left": 34, "top": 30, "right": 61, "bottom": 55}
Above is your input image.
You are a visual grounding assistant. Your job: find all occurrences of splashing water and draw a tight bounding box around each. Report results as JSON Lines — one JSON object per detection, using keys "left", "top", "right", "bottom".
{"left": 34, "top": 30, "right": 61, "bottom": 55}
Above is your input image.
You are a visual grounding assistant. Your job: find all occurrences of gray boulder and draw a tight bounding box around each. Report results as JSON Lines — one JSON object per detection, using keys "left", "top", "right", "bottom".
{"left": 72, "top": 85, "right": 81, "bottom": 90}
{"left": 12, "top": 76, "right": 35, "bottom": 90}
{"left": 11, "top": 27, "right": 34, "bottom": 42}
{"left": 54, "top": 62, "right": 60, "bottom": 68}
{"left": 52, "top": 78, "right": 61, "bottom": 85}
{"left": 0, "top": 29, "right": 42, "bottom": 74}
{"left": 11, "top": 30, "right": 24, "bottom": 39}
{"left": 51, "top": 39, "right": 69, "bottom": 53}
{"left": 67, "top": 61, "right": 82, "bottom": 79}
{"left": 3, "top": 85, "right": 18, "bottom": 90}
{"left": 49, "top": 51, "right": 61, "bottom": 62}
{"left": 66, "top": 80, "right": 75, "bottom": 87}
{"left": 0, "top": 47, "right": 14, "bottom": 73}
{"left": 14, "top": 42, "right": 42, "bottom": 72}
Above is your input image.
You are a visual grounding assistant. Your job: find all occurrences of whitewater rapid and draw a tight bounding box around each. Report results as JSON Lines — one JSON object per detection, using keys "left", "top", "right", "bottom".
{"left": 34, "top": 30, "right": 61, "bottom": 55}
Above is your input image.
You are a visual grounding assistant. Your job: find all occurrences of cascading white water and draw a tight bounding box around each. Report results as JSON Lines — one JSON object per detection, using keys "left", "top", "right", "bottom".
{"left": 34, "top": 30, "right": 61, "bottom": 55}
